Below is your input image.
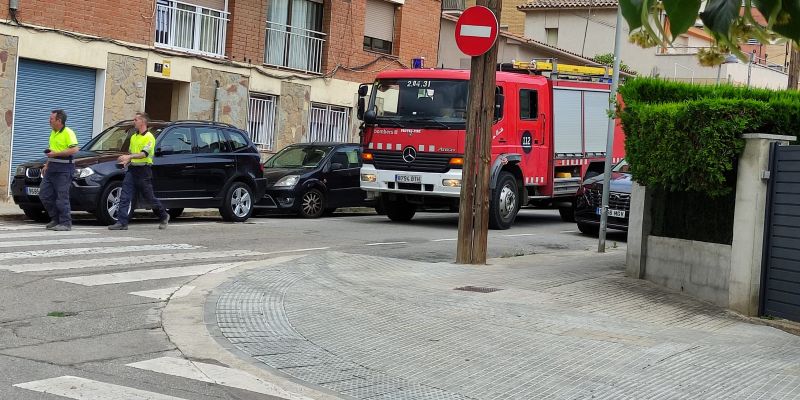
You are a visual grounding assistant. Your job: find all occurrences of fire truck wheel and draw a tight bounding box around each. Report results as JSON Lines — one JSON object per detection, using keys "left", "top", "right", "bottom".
{"left": 383, "top": 198, "right": 416, "bottom": 222}
{"left": 489, "top": 171, "right": 519, "bottom": 230}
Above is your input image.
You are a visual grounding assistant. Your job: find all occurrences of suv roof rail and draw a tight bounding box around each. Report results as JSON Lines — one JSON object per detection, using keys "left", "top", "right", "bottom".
{"left": 171, "top": 119, "right": 239, "bottom": 129}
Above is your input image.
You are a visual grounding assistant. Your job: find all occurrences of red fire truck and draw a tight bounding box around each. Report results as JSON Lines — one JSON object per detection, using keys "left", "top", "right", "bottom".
{"left": 357, "top": 60, "right": 626, "bottom": 229}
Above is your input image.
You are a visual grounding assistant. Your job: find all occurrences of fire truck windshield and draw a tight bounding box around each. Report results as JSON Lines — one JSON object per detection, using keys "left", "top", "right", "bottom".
{"left": 369, "top": 79, "right": 468, "bottom": 129}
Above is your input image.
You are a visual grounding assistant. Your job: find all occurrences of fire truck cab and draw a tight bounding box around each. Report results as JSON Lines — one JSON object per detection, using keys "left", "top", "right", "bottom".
{"left": 357, "top": 60, "right": 626, "bottom": 229}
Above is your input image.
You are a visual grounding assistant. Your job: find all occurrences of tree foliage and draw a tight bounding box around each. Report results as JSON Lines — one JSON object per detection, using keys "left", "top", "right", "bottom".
{"left": 619, "top": 0, "right": 800, "bottom": 64}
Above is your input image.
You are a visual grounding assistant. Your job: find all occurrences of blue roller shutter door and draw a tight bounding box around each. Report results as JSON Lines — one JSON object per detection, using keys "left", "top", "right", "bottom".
{"left": 11, "top": 59, "right": 96, "bottom": 182}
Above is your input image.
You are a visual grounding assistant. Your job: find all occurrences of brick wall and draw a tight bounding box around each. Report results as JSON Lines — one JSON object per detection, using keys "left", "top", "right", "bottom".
{"left": 466, "top": 0, "right": 526, "bottom": 36}
{"left": 323, "top": 0, "right": 441, "bottom": 83}
{"left": 0, "top": 0, "right": 156, "bottom": 46}
{"left": 226, "top": 0, "right": 268, "bottom": 64}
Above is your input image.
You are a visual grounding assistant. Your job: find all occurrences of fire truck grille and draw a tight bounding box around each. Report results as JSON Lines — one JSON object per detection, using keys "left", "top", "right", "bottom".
{"left": 371, "top": 150, "right": 460, "bottom": 173}
{"left": 586, "top": 188, "right": 631, "bottom": 211}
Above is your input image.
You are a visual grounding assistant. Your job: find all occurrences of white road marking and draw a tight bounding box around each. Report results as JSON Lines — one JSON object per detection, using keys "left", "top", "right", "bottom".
{"left": 127, "top": 357, "right": 311, "bottom": 399}
{"left": 365, "top": 241, "right": 407, "bottom": 246}
{"left": 431, "top": 238, "right": 458, "bottom": 242}
{"left": 4, "top": 250, "right": 267, "bottom": 273}
{"left": 0, "top": 230, "right": 99, "bottom": 239}
{"left": 0, "top": 236, "right": 145, "bottom": 248}
{"left": 14, "top": 376, "right": 187, "bottom": 400}
{"left": 502, "top": 233, "right": 537, "bottom": 237}
{"left": 460, "top": 24, "right": 492, "bottom": 38}
{"left": 560, "top": 230, "right": 579, "bottom": 234}
{"left": 0, "top": 244, "right": 200, "bottom": 261}
{"left": 265, "top": 246, "right": 330, "bottom": 254}
{"left": 56, "top": 262, "right": 245, "bottom": 286}
{"left": 0, "top": 225, "right": 40, "bottom": 231}
{"left": 129, "top": 286, "right": 196, "bottom": 300}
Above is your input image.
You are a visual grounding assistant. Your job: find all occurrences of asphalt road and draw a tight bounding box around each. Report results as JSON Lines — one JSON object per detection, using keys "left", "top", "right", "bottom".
{"left": 0, "top": 208, "right": 627, "bottom": 399}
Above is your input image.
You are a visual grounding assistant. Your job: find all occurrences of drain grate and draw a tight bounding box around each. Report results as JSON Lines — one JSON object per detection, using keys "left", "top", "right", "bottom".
{"left": 454, "top": 285, "right": 503, "bottom": 293}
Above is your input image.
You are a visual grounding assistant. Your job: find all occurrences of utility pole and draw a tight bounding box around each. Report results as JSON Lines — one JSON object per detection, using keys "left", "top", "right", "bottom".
{"left": 789, "top": 46, "right": 800, "bottom": 90}
{"left": 455, "top": 0, "right": 502, "bottom": 264}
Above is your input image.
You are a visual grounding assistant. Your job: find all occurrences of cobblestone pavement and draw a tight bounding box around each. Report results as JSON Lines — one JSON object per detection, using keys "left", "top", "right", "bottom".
{"left": 213, "top": 250, "right": 800, "bottom": 400}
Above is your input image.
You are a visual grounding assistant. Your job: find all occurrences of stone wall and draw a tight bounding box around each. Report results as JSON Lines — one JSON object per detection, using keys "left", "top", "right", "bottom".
{"left": 189, "top": 67, "right": 249, "bottom": 129}
{"left": 104, "top": 53, "right": 146, "bottom": 126}
{"left": 276, "top": 81, "right": 310, "bottom": 151}
{"left": 0, "top": 34, "right": 17, "bottom": 200}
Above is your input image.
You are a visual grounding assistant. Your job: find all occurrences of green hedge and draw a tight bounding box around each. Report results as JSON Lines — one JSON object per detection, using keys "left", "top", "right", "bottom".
{"left": 619, "top": 78, "right": 800, "bottom": 244}
{"left": 620, "top": 79, "right": 800, "bottom": 196}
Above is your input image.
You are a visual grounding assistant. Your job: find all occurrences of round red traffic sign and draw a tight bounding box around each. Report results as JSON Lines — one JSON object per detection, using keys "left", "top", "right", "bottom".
{"left": 454, "top": 6, "right": 499, "bottom": 57}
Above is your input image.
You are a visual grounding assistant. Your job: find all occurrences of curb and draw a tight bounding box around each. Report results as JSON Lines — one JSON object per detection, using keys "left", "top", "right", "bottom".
{"left": 161, "top": 255, "right": 348, "bottom": 400}
{"left": 0, "top": 207, "right": 377, "bottom": 222}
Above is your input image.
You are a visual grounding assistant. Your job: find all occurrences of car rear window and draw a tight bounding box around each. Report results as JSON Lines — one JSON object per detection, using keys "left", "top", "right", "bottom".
{"left": 226, "top": 129, "right": 251, "bottom": 152}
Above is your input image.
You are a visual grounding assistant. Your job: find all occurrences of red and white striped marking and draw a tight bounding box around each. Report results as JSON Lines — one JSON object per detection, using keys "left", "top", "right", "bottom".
{"left": 524, "top": 177, "right": 546, "bottom": 185}
{"left": 367, "top": 143, "right": 439, "bottom": 152}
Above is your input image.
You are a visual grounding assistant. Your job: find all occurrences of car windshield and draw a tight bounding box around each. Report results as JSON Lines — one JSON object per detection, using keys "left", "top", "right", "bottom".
{"left": 368, "top": 79, "right": 468, "bottom": 129}
{"left": 265, "top": 146, "right": 333, "bottom": 168}
{"left": 612, "top": 159, "right": 630, "bottom": 173}
{"left": 83, "top": 125, "right": 164, "bottom": 152}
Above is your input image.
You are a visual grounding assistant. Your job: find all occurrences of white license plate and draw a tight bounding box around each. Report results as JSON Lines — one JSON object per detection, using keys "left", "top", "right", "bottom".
{"left": 26, "top": 187, "right": 40, "bottom": 196}
{"left": 596, "top": 208, "right": 626, "bottom": 218}
{"left": 396, "top": 174, "right": 421, "bottom": 184}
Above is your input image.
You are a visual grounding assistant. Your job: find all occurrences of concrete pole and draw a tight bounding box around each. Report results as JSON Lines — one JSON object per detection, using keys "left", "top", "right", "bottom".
{"left": 598, "top": 7, "right": 623, "bottom": 253}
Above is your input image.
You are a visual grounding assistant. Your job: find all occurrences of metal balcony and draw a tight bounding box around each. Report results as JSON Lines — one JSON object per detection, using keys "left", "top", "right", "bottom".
{"left": 155, "top": 0, "right": 229, "bottom": 58}
{"left": 265, "top": 22, "right": 326, "bottom": 74}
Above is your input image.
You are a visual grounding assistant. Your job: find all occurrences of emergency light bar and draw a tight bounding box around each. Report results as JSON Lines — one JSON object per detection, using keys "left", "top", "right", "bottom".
{"left": 512, "top": 59, "right": 613, "bottom": 77}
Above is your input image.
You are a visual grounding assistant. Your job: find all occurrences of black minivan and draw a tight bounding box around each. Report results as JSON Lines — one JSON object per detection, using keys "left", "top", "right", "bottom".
{"left": 11, "top": 120, "right": 267, "bottom": 224}
{"left": 256, "top": 143, "right": 371, "bottom": 218}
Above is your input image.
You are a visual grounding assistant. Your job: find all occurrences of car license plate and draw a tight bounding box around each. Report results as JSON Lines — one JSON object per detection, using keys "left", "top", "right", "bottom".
{"left": 596, "top": 208, "right": 625, "bottom": 218}
{"left": 26, "top": 187, "right": 40, "bottom": 196}
{"left": 396, "top": 174, "right": 421, "bottom": 184}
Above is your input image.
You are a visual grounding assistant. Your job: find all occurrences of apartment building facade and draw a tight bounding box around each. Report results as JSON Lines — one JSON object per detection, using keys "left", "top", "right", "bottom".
{"left": 0, "top": 0, "right": 440, "bottom": 197}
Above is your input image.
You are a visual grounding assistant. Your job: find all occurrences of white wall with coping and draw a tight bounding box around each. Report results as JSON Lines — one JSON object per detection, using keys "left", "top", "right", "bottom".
{"left": 627, "top": 134, "right": 796, "bottom": 316}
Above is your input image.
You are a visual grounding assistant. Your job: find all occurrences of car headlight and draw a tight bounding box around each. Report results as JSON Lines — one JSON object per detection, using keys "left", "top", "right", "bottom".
{"left": 75, "top": 167, "right": 95, "bottom": 179}
{"left": 16, "top": 165, "right": 26, "bottom": 176}
{"left": 273, "top": 175, "right": 299, "bottom": 187}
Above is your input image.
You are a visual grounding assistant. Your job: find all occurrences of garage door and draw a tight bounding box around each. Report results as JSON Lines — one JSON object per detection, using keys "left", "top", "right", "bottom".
{"left": 10, "top": 59, "right": 96, "bottom": 186}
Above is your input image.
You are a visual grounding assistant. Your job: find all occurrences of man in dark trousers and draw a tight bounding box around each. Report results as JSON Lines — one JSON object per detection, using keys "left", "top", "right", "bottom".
{"left": 40, "top": 109, "right": 79, "bottom": 231}
{"left": 108, "top": 112, "right": 169, "bottom": 230}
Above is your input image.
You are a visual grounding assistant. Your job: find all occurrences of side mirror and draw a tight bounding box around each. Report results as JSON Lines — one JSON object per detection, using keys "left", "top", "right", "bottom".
{"left": 364, "top": 108, "right": 377, "bottom": 124}
{"left": 157, "top": 145, "right": 175, "bottom": 156}
{"left": 331, "top": 162, "right": 344, "bottom": 170}
{"left": 494, "top": 92, "right": 504, "bottom": 120}
{"left": 358, "top": 83, "right": 369, "bottom": 97}
{"left": 357, "top": 97, "right": 366, "bottom": 120}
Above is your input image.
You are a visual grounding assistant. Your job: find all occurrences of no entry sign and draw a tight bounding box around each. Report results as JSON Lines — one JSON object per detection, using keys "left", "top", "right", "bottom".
{"left": 454, "top": 6, "right": 499, "bottom": 57}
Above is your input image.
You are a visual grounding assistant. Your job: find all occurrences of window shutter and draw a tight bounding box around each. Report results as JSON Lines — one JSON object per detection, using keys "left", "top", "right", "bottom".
{"left": 364, "top": 0, "right": 395, "bottom": 42}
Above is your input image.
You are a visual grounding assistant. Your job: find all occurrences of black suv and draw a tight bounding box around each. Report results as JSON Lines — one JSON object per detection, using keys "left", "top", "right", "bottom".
{"left": 11, "top": 120, "right": 267, "bottom": 224}
{"left": 256, "top": 143, "right": 371, "bottom": 218}
{"left": 574, "top": 159, "right": 632, "bottom": 235}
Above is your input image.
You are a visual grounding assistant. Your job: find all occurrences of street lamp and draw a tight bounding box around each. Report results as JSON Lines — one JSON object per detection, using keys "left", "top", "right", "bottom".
{"left": 716, "top": 54, "right": 739, "bottom": 84}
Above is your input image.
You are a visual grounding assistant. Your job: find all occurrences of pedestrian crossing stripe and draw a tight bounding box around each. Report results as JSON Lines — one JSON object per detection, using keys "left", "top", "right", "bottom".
{"left": 129, "top": 286, "right": 196, "bottom": 300}
{"left": 3, "top": 249, "right": 262, "bottom": 272}
{"left": 0, "top": 225, "right": 42, "bottom": 231}
{"left": 56, "top": 262, "right": 246, "bottom": 286}
{"left": 0, "top": 236, "right": 145, "bottom": 248}
{"left": 14, "top": 376, "right": 188, "bottom": 399}
{"left": 127, "top": 357, "right": 311, "bottom": 399}
{"left": 0, "top": 243, "right": 200, "bottom": 261}
{"left": 0, "top": 230, "right": 99, "bottom": 239}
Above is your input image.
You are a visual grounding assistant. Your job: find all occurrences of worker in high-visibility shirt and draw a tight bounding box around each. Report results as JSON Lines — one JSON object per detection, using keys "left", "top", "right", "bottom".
{"left": 108, "top": 112, "right": 169, "bottom": 230}
{"left": 40, "top": 109, "right": 79, "bottom": 231}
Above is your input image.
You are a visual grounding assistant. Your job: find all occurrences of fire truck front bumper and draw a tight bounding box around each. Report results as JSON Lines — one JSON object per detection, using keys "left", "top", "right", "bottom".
{"left": 359, "top": 164, "right": 462, "bottom": 197}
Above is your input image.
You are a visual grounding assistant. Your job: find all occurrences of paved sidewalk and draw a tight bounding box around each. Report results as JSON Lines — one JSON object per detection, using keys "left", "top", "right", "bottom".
{"left": 208, "top": 250, "right": 800, "bottom": 400}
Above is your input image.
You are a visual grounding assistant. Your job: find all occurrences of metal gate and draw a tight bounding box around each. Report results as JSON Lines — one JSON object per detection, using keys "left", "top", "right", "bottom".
{"left": 761, "top": 144, "right": 800, "bottom": 322}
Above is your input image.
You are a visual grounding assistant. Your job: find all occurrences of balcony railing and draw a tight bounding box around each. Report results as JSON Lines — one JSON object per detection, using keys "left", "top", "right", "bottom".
{"left": 265, "top": 21, "right": 326, "bottom": 74}
{"left": 155, "top": 0, "right": 229, "bottom": 58}
{"left": 442, "top": 0, "right": 465, "bottom": 11}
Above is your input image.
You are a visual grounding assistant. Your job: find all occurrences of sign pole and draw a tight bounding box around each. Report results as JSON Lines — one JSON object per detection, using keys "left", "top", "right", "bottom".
{"left": 456, "top": 0, "right": 502, "bottom": 264}
{"left": 598, "top": 7, "right": 623, "bottom": 253}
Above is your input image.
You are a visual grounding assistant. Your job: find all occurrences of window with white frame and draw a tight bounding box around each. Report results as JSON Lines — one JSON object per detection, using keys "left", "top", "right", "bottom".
{"left": 308, "top": 103, "right": 350, "bottom": 143}
{"left": 265, "top": 0, "right": 326, "bottom": 74}
{"left": 247, "top": 94, "right": 277, "bottom": 150}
